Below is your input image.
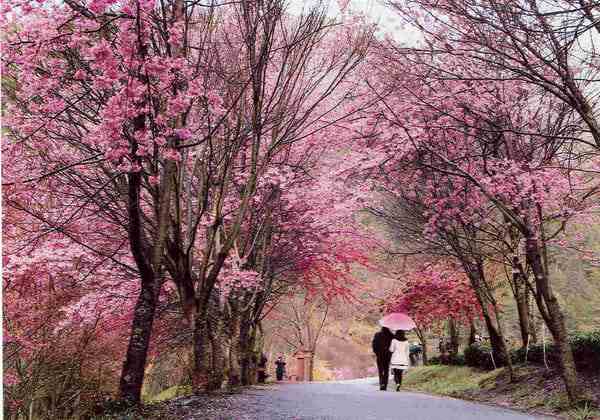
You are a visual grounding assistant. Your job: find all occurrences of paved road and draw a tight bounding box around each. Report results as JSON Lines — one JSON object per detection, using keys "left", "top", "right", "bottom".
{"left": 184, "top": 378, "right": 549, "bottom": 420}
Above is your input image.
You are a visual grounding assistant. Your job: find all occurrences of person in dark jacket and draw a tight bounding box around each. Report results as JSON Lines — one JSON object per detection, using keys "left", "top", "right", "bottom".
{"left": 257, "top": 353, "right": 268, "bottom": 383}
{"left": 372, "top": 326, "right": 393, "bottom": 390}
{"left": 275, "top": 356, "right": 286, "bottom": 381}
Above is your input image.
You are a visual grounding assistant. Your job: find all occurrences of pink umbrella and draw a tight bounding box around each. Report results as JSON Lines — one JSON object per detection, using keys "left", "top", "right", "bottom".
{"left": 378, "top": 313, "right": 416, "bottom": 331}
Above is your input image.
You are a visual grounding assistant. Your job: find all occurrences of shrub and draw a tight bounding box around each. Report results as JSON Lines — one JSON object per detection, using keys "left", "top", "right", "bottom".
{"left": 464, "top": 344, "right": 499, "bottom": 370}
{"left": 510, "top": 330, "right": 600, "bottom": 372}
{"left": 448, "top": 353, "right": 466, "bottom": 366}
{"left": 570, "top": 331, "right": 600, "bottom": 372}
{"left": 427, "top": 354, "right": 465, "bottom": 366}
{"left": 409, "top": 344, "right": 423, "bottom": 355}
{"left": 427, "top": 356, "right": 442, "bottom": 365}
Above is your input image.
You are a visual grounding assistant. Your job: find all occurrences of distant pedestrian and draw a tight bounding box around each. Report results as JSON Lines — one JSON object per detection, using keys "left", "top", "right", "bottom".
{"left": 409, "top": 341, "right": 422, "bottom": 366}
{"left": 258, "top": 353, "right": 268, "bottom": 383}
{"left": 372, "top": 326, "right": 393, "bottom": 390}
{"left": 438, "top": 336, "right": 449, "bottom": 364}
{"left": 389, "top": 330, "right": 410, "bottom": 391}
{"left": 275, "top": 356, "right": 286, "bottom": 381}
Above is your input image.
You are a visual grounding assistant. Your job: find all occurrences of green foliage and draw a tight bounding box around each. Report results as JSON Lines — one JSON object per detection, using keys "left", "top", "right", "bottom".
{"left": 569, "top": 331, "right": 600, "bottom": 371}
{"left": 94, "top": 399, "right": 139, "bottom": 420}
{"left": 448, "top": 353, "right": 466, "bottom": 366}
{"left": 566, "top": 402, "right": 600, "bottom": 420}
{"left": 510, "top": 330, "right": 600, "bottom": 372}
{"left": 92, "top": 400, "right": 164, "bottom": 420}
{"left": 427, "top": 356, "right": 441, "bottom": 365}
{"left": 144, "top": 385, "right": 192, "bottom": 403}
{"left": 403, "top": 365, "right": 501, "bottom": 397}
{"left": 544, "top": 393, "right": 572, "bottom": 411}
{"left": 464, "top": 344, "right": 497, "bottom": 370}
{"left": 426, "top": 354, "right": 465, "bottom": 366}
{"left": 409, "top": 343, "right": 423, "bottom": 354}
{"left": 97, "top": 386, "right": 194, "bottom": 420}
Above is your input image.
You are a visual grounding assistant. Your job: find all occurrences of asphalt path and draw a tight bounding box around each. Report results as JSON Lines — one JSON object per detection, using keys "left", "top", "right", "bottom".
{"left": 188, "top": 377, "right": 551, "bottom": 420}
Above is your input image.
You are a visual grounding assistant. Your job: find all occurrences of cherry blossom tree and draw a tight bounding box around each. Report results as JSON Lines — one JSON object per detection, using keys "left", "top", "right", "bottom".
{"left": 361, "top": 22, "right": 599, "bottom": 399}
{"left": 2, "top": 183, "right": 136, "bottom": 417}
{"left": 3, "top": 0, "right": 374, "bottom": 406}
{"left": 387, "top": 0, "right": 600, "bottom": 148}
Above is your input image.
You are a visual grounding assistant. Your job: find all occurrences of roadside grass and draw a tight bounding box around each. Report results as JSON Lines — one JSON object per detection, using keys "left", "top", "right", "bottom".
{"left": 143, "top": 381, "right": 277, "bottom": 404}
{"left": 402, "top": 365, "right": 502, "bottom": 397}
{"left": 565, "top": 402, "right": 600, "bottom": 420}
{"left": 403, "top": 365, "right": 600, "bottom": 420}
{"left": 144, "top": 385, "right": 192, "bottom": 403}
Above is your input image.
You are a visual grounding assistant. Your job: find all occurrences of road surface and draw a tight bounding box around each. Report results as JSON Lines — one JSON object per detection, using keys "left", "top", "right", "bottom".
{"left": 180, "top": 377, "right": 550, "bottom": 420}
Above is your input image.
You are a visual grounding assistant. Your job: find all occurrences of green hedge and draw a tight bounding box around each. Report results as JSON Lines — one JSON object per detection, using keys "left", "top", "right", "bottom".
{"left": 427, "top": 354, "right": 466, "bottom": 366}
{"left": 570, "top": 330, "right": 600, "bottom": 371}
{"left": 448, "top": 354, "right": 466, "bottom": 366}
{"left": 463, "top": 331, "right": 600, "bottom": 372}
{"left": 464, "top": 344, "right": 498, "bottom": 370}
{"left": 428, "top": 356, "right": 442, "bottom": 365}
{"left": 511, "top": 331, "right": 600, "bottom": 372}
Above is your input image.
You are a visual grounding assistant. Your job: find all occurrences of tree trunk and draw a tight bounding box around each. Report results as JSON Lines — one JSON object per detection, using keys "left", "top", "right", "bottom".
{"left": 515, "top": 289, "right": 530, "bottom": 350}
{"left": 448, "top": 318, "right": 460, "bottom": 358}
{"left": 209, "top": 332, "right": 225, "bottom": 391}
{"left": 415, "top": 326, "right": 428, "bottom": 365}
{"left": 240, "top": 320, "right": 255, "bottom": 385}
{"left": 547, "top": 296, "right": 579, "bottom": 400}
{"left": 512, "top": 257, "right": 531, "bottom": 350}
{"left": 526, "top": 236, "right": 578, "bottom": 404}
{"left": 467, "top": 265, "right": 512, "bottom": 377}
{"left": 249, "top": 328, "right": 259, "bottom": 385}
{"left": 192, "top": 308, "right": 211, "bottom": 394}
{"left": 529, "top": 308, "right": 538, "bottom": 344}
{"left": 228, "top": 313, "right": 242, "bottom": 387}
{"left": 118, "top": 159, "right": 159, "bottom": 405}
{"left": 118, "top": 283, "right": 158, "bottom": 404}
{"left": 491, "top": 301, "right": 514, "bottom": 380}
{"left": 208, "top": 302, "right": 225, "bottom": 391}
{"left": 468, "top": 320, "right": 477, "bottom": 346}
{"left": 481, "top": 308, "right": 510, "bottom": 368}
{"left": 470, "top": 281, "right": 501, "bottom": 358}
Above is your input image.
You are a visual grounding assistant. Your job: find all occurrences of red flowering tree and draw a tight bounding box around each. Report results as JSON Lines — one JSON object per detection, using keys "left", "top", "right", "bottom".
{"left": 385, "top": 263, "right": 482, "bottom": 363}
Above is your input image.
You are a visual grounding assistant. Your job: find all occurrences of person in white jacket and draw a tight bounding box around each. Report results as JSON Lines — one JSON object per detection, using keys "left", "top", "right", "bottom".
{"left": 389, "top": 330, "right": 410, "bottom": 391}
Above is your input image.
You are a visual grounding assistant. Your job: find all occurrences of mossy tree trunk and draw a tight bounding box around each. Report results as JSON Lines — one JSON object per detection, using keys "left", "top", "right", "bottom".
{"left": 465, "top": 262, "right": 513, "bottom": 379}
{"left": 525, "top": 236, "right": 578, "bottom": 404}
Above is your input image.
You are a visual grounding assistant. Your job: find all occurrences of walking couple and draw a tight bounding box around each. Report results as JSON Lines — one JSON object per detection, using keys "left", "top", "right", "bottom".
{"left": 372, "top": 327, "right": 409, "bottom": 391}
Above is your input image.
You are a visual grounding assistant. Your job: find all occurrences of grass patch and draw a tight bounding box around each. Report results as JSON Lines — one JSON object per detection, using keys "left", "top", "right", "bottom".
{"left": 566, "top": 402, "right": 600, "bottom": 420}
{"left": 144, "top": 385, "right": 192, "bottom": 403}
{"left": 402, "top": 365, "right": 502, "bottom": 397}
{"left": 544, "top": 393, "right": 572, "bottom": 411}
{"left": 403, "top": 364, "right": 600, "bottom": 419}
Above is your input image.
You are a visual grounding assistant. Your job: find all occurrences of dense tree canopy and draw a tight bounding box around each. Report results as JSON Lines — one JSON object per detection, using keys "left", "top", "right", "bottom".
{"left": 2, "top": 0, "right": 599, "bottom": 417}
